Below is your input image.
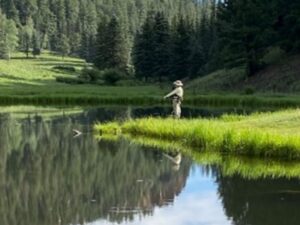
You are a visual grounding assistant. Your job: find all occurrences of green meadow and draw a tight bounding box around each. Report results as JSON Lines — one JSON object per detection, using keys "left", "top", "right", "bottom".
{"left": 1, "top": 52, "right": 300, "bottom": 106}
{"left": 95, "top": 109, "right": 300, "bottom": 160}
{"left": 0, "top": 52, "right": 164, "bottom": 105}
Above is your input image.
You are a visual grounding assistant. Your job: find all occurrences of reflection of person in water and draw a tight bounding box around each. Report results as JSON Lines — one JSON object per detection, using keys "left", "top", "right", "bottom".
{"left": 164, "top": 80, "right": 184, "bottom": 118}
{"left": 163, "top": 151, "right": 182, "bottom": 171}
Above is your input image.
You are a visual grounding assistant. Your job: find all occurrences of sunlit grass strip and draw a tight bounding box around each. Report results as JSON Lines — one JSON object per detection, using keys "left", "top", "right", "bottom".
{"left": 0, "top": 95, "right": 163, "bottom": 106}
{"left": 2, "top": 94, "right": 300, "bottom": 107}
{"left": 95, "top": 134, "right": 300, "bottom": 179}
{"left": 95, "top": 110, "right": 300, "bottom": 160}
{"left": 185, "top": 94, "right": 300, "bottom": 108}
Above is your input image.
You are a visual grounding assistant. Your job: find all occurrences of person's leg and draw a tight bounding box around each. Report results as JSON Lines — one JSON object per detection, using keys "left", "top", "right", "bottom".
{"left": 176, "top": 101, "right": 181, "bottom": 118}
{"left": 173, "top": 100, "right": 181, "bottom": 119}
{"left": 172, "top": 99, "right": 177, "bottom": 117}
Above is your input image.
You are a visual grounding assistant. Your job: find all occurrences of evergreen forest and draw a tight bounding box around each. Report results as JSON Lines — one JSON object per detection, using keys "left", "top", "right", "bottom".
{"left": 0, "top": 0, "right": 299, "bottom": 82}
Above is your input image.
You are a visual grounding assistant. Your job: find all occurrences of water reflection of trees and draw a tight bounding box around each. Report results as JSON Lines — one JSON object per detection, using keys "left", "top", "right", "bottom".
{"left": 0, "top": 114, "right": 191, "bottom": 225}
{"left": 217, "top": 174, "right": 300, "bottom": 225}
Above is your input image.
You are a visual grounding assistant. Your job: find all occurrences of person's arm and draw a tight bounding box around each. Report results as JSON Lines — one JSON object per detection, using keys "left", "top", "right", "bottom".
{"left": 164, "top": 89, "right": 178, "bottom": 99}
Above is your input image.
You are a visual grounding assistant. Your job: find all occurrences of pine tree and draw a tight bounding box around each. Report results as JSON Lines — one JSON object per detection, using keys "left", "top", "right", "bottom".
{"left": 57, "top": 34, "right": 70, "bottom": 58}
{"left": 216, "top": 0, "right": 277, "bottom": 76}
{"left": 94, "top": 17, "right": 128, "bottom": 71}
{"left": 152, "top": 12, "right": 172, "bottom": 81}
{"left": 205, "top": 0, "right": 221, "bottom": 72}
{"left": 199, "top": 12, "right": 211, "bottom": 60}
{"left": 5, "top": 19, "right": 18, "bottom": 59}
{"left": 0, "top": 10, "right": 18, "bottom": 60}
{"left": 32, "top": 30, "right": 41, "bottom": 57}
{"left": 94, "top": 21, "right": 108, "bottom": 69}
{"left": 132, "top": 12, "right": 156, "bottom": 81}
{"left": 34, "top": 0, "right": 51, "bottom": 50}
{"left": 20, "top": 17, "right": 34, "bottom": 58}
{"left": 105, "top": 17, "right": 128, "bottom": 70}
{"left": 0, "top": 10, "right": 9, "bottom": 59}
{"left": 189, "top": 33, "right": 205, "bottom": 77}
{"left": 56, "top": 0, "right": 67, "bottom": 35}
{"left": 276, "top": 0, "right": 300, "bottom": 53}
{"left": 171, "top": 16, "right": 193, "bottom": 79}
{"left": 3, "top": 0, "right": 19, "bottom": 23}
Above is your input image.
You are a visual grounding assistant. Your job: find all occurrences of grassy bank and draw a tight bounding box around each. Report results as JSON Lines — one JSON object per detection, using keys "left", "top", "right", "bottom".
{"left": 95, "top": 109, "right": 300, "bottom": 160}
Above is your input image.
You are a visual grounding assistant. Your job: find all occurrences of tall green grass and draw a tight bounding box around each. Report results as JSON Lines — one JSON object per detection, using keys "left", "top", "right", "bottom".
{"left": 185, "top": 94, "right": 300, "bottom": 108}
{"left": 2, "top": 90, "right": 300, "bottom": 107}
{"left": 95, "top": 109, "right": 300, "bottom": 160}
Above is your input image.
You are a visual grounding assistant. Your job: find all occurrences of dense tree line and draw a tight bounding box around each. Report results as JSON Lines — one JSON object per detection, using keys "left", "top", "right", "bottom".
{"left": 0, "top": 0, "right": 203, "bottom": 60}
{"left": 132, "top": 11, "right": 211, "bottom": 81}
{"left": 214, "top": 0, "right": 300, "bottom": 76}
{"left": 0, "top": 10, "right": 18, "bottom": 59}
{"left": 0, "top": 0, "right": 299, "bottom": 81}
{"left": 133, "top": 0, "right": 300, "bottom": 80}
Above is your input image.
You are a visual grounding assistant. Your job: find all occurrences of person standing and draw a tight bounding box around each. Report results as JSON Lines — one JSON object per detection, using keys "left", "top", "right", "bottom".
{"left": 164, "top": 80, "right": 184, "bottom": 118}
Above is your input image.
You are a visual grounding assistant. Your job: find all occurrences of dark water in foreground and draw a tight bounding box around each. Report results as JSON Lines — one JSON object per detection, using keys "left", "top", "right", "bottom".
{"left": 0, "top": 106, "right": 299, "bottom": 225}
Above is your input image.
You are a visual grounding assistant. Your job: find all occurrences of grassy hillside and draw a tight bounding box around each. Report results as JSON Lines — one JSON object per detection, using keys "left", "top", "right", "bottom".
{"left": 187, "top": 54, "right": 300, "bottom": 94}
{"left": 0, "top": 52, "right": 165, "bottom": 104}
{"left": 186, "top": 67, "right": 246, "bottom": 94}
{"left": 0, "top": 52, "right": 85, "bottom": 85}
{"left": 245, "top": 55, "right": 300, "bottom": 92}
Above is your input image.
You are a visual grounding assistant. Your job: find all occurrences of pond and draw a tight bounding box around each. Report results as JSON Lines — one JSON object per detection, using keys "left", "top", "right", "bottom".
{"left": 0, "top": 105, "right": 299, "bottom": 225}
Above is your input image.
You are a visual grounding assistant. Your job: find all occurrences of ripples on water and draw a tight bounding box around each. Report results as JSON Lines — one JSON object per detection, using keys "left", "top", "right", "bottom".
{"left": 0, "top": 106, "right": 299, "bottom": 225}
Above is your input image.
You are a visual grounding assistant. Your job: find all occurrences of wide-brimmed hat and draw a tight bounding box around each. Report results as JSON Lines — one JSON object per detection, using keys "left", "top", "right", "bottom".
{"left": 173, "top": 80, "right": 183, "bottom": 87}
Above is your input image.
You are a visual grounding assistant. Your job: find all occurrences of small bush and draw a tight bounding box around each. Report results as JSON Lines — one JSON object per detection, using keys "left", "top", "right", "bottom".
{"left": 52, "top": 65, "right": 76, "bottom": 72}
{"left": 32, "top": 48, "right": 41, "bottom": 57}
{"left": 262, "top": 47, "right": 286, "bottom": 65}
{"left": 102, "top": 68, "right": 125, "bottom": 85}
{"left": 80, "top": 67, "right": 102, "bottom": 82}
{"left": 244, "top": 86, "right": 255, "bottom": 95}
{"left": 56, "top": 76, "right": 85, "bottom": 84}
{"left": 116, "top": 79, "right": 144, "bottom": 86}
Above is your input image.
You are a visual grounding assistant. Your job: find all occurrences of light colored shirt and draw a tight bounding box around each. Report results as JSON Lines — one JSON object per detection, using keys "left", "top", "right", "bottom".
{"left": 164, "top": 87, "right": 184, "bottom": 99}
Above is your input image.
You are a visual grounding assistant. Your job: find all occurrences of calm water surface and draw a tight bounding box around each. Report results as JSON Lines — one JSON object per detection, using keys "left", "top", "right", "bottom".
{"left": 0, "top": 106, "right": 299, "bottom": 225}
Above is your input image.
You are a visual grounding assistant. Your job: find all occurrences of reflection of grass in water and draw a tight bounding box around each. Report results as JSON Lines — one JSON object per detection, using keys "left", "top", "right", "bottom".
{"left": 95, "top": 109, "right": 300, "bottom": 160}
{"left": 0, "top": 105, "right": 84, "bottom": 119}
{"left": 96, "top": 134, "right": 300, "bottom": 179}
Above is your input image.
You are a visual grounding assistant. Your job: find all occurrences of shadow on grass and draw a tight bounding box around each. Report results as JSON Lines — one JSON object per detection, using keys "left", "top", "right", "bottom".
{"left": 10, "top": 56, "right": 36, "bottom": 60}
{"left": 0, "top": 74, "right": 27, "bottom": 81}
{"left": 10, "top": 56, "right": 85, "bottom": 64}
{"left": 48, "top": 68, "right": 79, "bottom": 76}
{"left": 37, "top": 62, "right": 86, "bottom": 67}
